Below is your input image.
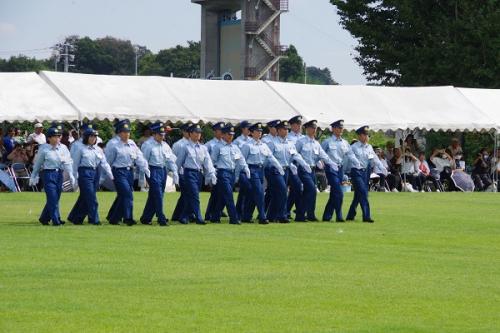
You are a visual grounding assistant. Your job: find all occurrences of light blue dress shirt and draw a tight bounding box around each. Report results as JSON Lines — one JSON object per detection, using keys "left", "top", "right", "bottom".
{"left": 350, "top": 141, "right": 384, "bottom": 170}
{"left": 233, "top": 134, "right": 251, "bottom": 149}
{"left": 267, "top": 136, "right": 308, "bottom": 169}
{"left": 104, "top": 138, "right": 149, "bottom": 175}
{"left": 205, "top": 137, "right": 221, "bottom": 156}
{"left": 31, "top": 143, "right": 73, "bottom": 180}
{"left": 176, "top": 140, "right": 216, "bottom": 177}
{"left": 240, "top": 139, "right": 282, "bottom": 170}
{"left": 72, "top": 144, "right": 113, "bottom": 179}
{"left": 296, "top": 136, "right": 335, "bottom": 168}
{"left": 287, "top": 131, "right": 304, "bottom": 144}
{"left": 141, "top": 139, "right": 178, "bottom": 174}
{"left": 321, "top": 135, "right": 362, "bottom": 169}
{"left": 211, "top": 141, "right": 249, "bottom": 177}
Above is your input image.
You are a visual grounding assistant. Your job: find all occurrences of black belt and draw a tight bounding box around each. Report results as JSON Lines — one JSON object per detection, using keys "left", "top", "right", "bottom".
{"left": 248, "top": 164, "right": 264, "bottom": 168}
{"left": 79, "top": 166, "right": 96, "bottom": 170}
{"left": 44, "top": 168, "right": 62, "bottom": 172}
{"left": 149, "top": 165, "right": 165, "bottom": 169}
{"left": 184, "top": 168, "right": 202, "bottom": 172}
{"left": 112, "top": 166, "right": 132, "bottom": 171}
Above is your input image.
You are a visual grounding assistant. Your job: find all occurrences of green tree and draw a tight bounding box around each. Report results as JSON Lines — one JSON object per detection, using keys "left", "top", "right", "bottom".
{"left": 0, "top": 55, "right": 50, "bottom": 72}
{"left": 279, "top": 45, "right": 305, "bottom": 83}
{"left": 140, "top": 41, "right": 200, "bottom": 77}
{"left": 331, "top": 0, "right": 500, "bottom": 87}
{"left": 306, "top": 66, "right": 338, "bottom": 85}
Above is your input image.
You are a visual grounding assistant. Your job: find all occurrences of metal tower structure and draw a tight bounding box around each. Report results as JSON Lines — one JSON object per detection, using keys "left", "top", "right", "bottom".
{"left": 192, "top": 0, "right": 289, "bottom": 81}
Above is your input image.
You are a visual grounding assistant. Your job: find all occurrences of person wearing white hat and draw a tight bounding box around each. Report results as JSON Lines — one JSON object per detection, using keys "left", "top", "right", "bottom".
{"left": 26, "top": 123, "right": 46, "bottom": 145}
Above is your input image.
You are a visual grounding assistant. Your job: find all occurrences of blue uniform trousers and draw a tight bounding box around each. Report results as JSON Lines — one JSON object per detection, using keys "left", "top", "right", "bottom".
{"left": 171, "top": 173, "right": 185, "bottom": 221}
{"left": 268, "top": 167, "right": 289, "bottom": 221}
{"left": 296, "top": 166, "right": 317, "bottom": 220}
{"left": 39, "top": 169, "right": 63, "bottom": 225}
{"left": 242, "top": 165, "right": 266, "bottom": 221}
{"left": 211, "top": 169, "right": 239, "bottom": 223}
{"left": 264, "top": 167, "right": 272, "bottom": 215}
{"left": 347, "top": 168, "right": 371, "bottom": 220}
{"left": 323, "top": 165, "right": 344, "bottom": 221}
{"left": 236, "top": 171, "right": 250, "bottom": 218}
{"left": 287, "top": 167, "right": 303, "bottom": 218}
{"left": 180, "top": 168, "right": 204, "bottom": 223}
{"left": 107, "top": 167, "right": 134, "bottom": 223}
{"left": 141, "top": 166, "right": 168, "bottom": 223}
{"left": 68, "top": 167, "right": 100, "bottom": 224}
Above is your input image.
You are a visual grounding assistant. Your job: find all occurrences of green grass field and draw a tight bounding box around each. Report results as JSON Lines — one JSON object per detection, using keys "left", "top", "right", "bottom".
{"left": 0, "top": 191, "right": 499, "bottom": 332}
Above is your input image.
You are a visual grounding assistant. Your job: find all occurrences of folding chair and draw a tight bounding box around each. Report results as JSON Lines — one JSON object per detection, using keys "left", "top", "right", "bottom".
{"left": 10, "top": 162, "right": 37, "bottom": 192}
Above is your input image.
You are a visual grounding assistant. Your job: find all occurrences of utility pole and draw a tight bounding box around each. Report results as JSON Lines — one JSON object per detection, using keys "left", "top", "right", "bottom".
{"left": 58, "top": 43, "right": 74, "bottom": 72}
{"left": 304, "top": 62, "right": 307, "bottom": 84}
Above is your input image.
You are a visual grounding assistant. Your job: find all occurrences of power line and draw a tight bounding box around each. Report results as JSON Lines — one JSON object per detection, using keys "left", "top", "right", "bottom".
{"left": 0, "top": 46, "right": 52, "bottom": 54}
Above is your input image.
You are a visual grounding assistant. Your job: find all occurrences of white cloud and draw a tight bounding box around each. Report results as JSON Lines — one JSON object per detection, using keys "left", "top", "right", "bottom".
{"left": 0, "top": 22, "right": 17, "bottom": 36}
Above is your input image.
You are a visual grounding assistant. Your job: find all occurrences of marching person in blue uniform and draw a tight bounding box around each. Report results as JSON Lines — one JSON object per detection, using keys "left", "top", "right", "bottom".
{"left": 346, "top": 126, "right": 384, "bottom": 223}
{"left": 321, "top": 119, "right": 362, "bottom": 222}
{"left": 204, "top": 122, "right": 225, "bottom": 221}
{"left": 295, "top": 120, "right": 337, "bottom": 222}
{"left": 140, "top": 122, "right": 179, "bottom": 226}
{"left": 105, "top": 119, "right": 150, "bottom": 226}
{"left": 240, "top": 122, "right": 283, "bottom": 224}
{"left": 266, "top": 120, "right": 310, "bottom": 223}
{"left": 68, "top": 123, "right": 101, "bottom": 221}
{"left": 233, "top": 120, "right": 252, "bottom": 220}
{"left": 68, "top": 127, "right": 113, "bottom": 225}
{"left": 175, "top": 124, "right": 217, "bottom": 225}
{"left": 286, "top": 115, "right": 305, "bottom": 218}
{"left": 262, "top": 119, "right": 280, "bottom": 213}
{"left": 210, "top": 124, "right": 250, "bottom": 225}
{"left": 29, "top": 125, "right": 76, "bottom": 226}
{"left": 171, "top": 122, "right": 192, "bottom": 221}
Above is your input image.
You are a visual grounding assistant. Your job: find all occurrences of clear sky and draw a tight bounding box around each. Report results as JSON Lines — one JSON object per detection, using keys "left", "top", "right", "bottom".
{"left": 0, "top": 0, "right": 367, "bottom": 84}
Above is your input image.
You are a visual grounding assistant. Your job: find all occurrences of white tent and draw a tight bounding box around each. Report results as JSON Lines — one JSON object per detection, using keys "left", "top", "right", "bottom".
{"left": 266, "top": 81, "right": 496, "bottom": 132}
{"left": 40, "top": 71, "right": 198, "bottom": 123}
{"left": 457, "top": 88, "right": 500, "bottom": 130}
{"left": 0, "top": 72, "right": 77, "bottom": 122}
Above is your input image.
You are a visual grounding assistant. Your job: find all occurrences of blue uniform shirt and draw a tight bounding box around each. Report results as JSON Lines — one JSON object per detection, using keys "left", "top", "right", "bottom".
{"left": 104, "top": 138, "right": 149, "bottom": 175}
{"left": 262, "top": 134, "right": 277, "bottom": 146}
{"left": 287, "top": 131, "right": 304, "bottom": 144}
{"left": 267, "top": 136, "right": 308, "bottom": 169}
{"left": 350, "top": 141, "right": 384, "bottom": 170}
{"left": 31, "top": 143, "right": 73, "bottom": 180}
{"left": 176, "top": 140, "right": 216, "bottom": 177}
{"left": 73, "top": 144, "right": 113, "bottom": 179}
{"left": 240, "top": 139, "right": 282, "bottom": 170}
{"left": 321, "top": 135, "right": 362, "bottom": 169}
{"left": 205, "top": 138, "right": 221, "bottom": 156}
{"left": 296, "top": 136, "right": 335, "bottom": 168}
{"left": 141, "top": 139, "right": 178, "bottom": 174}
{"left": 233, "top": 134, "right": 251, "bottom": 149}
{"left": 211, "top": 141, "right": 249, "bottom": 176}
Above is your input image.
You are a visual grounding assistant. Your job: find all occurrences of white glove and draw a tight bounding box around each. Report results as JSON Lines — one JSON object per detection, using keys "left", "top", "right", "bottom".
{"left": 328, "top": 162, "right": 339, "bottom": 172}
{"left": 210, "top": 174, "right": 217, "bottom": 186}
{"left": 245, "top": 168, "right": 251, "bottom": 179}
{"left": 172, "top": 172, "right": 179, "bottom": 185}
{"left": 144, "top": 168, "right": 151, "bottom": 178}
{"left": 29, "top": 176, "right": 39, "bottom": 187}
{"left": 69, "top": 176, "right": 77, "bottom": 190}
{"left": 304, "top": 165, "right": 312, "bottom": 174}
{"left": 278, "top": 167, "right": 285, "bottom": 176}
{"left": 290, "top": 164, "right": 298, "bottom": 175}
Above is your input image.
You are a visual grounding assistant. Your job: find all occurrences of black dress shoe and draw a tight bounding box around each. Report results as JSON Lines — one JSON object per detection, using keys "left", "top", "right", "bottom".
{"left": 92, "top": 221, "right": 101, "bottom": 225}
{"left": 39, "top": 219, "right": 49, "bottom": 225}
{"left": 345, "top": 217, "right": 355, "bottom": 221}
{"left": 179, "top": 219, "right": 189, "bottom": 225}
{"left": 241, "top": 220, "right": 253, "bottom": 223}
{"left": 211, "top": 220, "right": 221, "bottom": 224}
{"left": 294, "top": 219, "right": 307, "bottom": 222}
{"left": 124, "top": 219, "right": 137, "bottom": 226}
{"left": 229, "top": 221, "right": 241, "bottom": 225}
{"left": 196, "top": 220, "right": 207, "bottom": 225}
{"left": 52, "top": 222, "right": 61, "bottom": 226}
{"left": 59, "top": 220, "right": 66, "bottom": 225}
{"left": 159, "top": 222, "right": 168, "bottom": 227}
{"left": 363, "top": 218, "right": 375, "bottom": 223}
{"left": 279, "top": 219, "right": 290, "bottom": 223}
{"left": 307, "top": 217, "right": 319, "bottom": 222}
{"left": 258, "top": 220, "right": 269, "bottom": 225}
{"left": 336, "top": 219, "right": 346, "bottom": 223}
{"left": 322, "top": 218, "right": 332, "bottom": 222}
{"left": 109, "top": 220, "right": 120, "bottom": 225}
{"left": 140, "top": 220, "right": 152, "bottom": 225}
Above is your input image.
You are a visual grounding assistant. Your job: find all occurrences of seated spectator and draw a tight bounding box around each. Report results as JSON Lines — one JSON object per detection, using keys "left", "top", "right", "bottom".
{"left": 400, "top": 148, "right": 419, "bottom": 192}
{"left": 472, "top": 148, "right": 492, "bottom": 191}
{"left": 388, "top": 148, "right": 403, "bottom": 192}
{"left": 374, "top": 148, "right": 389, "bottom": 191}
{"left": 0, "top": 137, "right": 7, "bottom": 165}
{"left": 416, "top": 152, "right": 440, "bottom": 191}
{"left": 3, "top": 127, "right": 16, "bottom": 155}
{"left": 448, "top": 138, "right": 464, "bottom": 168}
{"left": 7, "top": 143, "right": 29, "bottom": 164}
{"left": 26, "top": 123, "right": 46, "bottom": 145}
{"left": 430, "top": 148, "right": 455, "bottom": 190}
{"left": 13, "top": 128, "right": 26, "bottom": 144}
{"left": 404, "top": 134, "right": 422, "bottom": 155}
{"left": 384, "top": 141, "right": 395, "bottom": 161}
